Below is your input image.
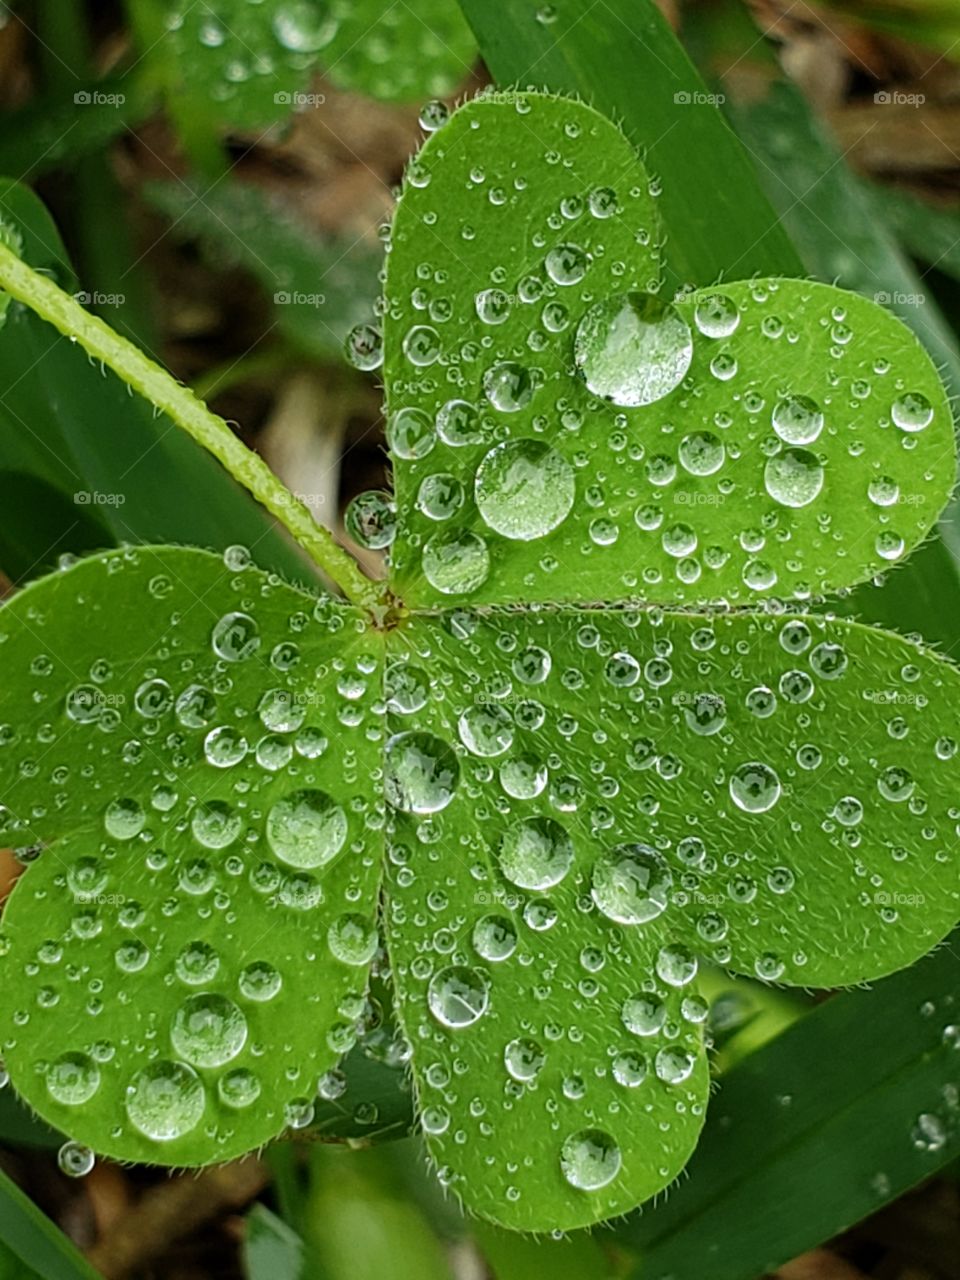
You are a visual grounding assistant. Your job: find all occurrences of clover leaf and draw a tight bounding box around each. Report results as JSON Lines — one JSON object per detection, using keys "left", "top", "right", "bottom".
{"left": 0, "top": 546, "right": 383, "bottom": 1164}
{"left": 384, "top": 93, "right": 952, "bottom": 607}
{"left": 0, "top": 89, "right": 958, "bottom": 1235}
{"left": 157, "top": 0, "right": 475, "bottom": 127}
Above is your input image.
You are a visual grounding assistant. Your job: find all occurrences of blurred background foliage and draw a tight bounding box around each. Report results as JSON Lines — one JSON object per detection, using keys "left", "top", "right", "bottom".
{"left": 1, "top": 1, "right": 960, "bottom": 1277}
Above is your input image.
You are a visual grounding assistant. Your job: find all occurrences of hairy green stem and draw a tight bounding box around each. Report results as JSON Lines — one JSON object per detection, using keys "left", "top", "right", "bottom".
{"left": 0, "top": 243, "right": 383, "bottom": 610}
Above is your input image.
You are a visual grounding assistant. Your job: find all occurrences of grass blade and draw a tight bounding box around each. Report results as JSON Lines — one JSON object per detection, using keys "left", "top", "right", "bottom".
{"left": 617, "top": 938, "right": 960, "bottom": 1280}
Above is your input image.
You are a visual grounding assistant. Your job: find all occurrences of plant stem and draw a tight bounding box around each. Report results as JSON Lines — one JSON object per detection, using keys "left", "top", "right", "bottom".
{"left": 0, "top": 244, "right": 383, "bottom": 611}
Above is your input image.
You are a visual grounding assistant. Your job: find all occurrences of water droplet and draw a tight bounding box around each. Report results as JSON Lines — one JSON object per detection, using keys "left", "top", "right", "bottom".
{"left": 385, "top": 731, "right": 459, "bottom": 813}
{"left": 772, "top": 395, "right": 824, "bottom": 445}
{"left": 47, "top": 1052, "right": 100, "bottom": 1105}
{"left": 694, "top": 292, "right": 740, "bottom": 338}
{"left": 621, "top": 994, "right": 666, "bottom": 1036}
{"left": 729, "top": 762, "right": 781, "bottom": 813}
{"left": 475, "top": 439, "right": 575, "bottom": 541}
{"left": 266, "top": 789, "right": 347, "bottom": 869}
{"left": 218, "top": 1067, "right": 261, "bottom": 1109}
{"left": 328, "top": 913, "right": 378, "bottom": 965}
{"left": 238, "top": 961, "right": 282, "bottom": 1001}
{"left": 500, "top": 753, "right": 548, "bottom": 799}
{"left": 545, "top": 243, "right": 588, "bottom": 284}
{"left": 103, "top": 798, "right": 146, "bottom": 841}
{"left": 483, "top": 361, "right": 535, "bottom": 412}
{"left": 388, "top": 407, "right": 435, "bottom": 460}
{"left": 678, "top": 431, "right": 725, "bottom": 476}
{"left": 591, "top": 844, "right": 672, "bottom": 924}
{"left": 126, "top": 1061, "right": 205, "bottom": 1142}
{"left": 472, "top": 915, "right": 517, "bottom": 962}
{"left": 212, "top": 612, "right": 260, "bottom": 662}
{"left": 345, "top": 491, "right": 397, "bottom": 549}
{"left": 504, "top": 1037, "right": 545, "bottom": 1082}
{"left": 417, "top": 473, "right": 464, "bottom": 521}
{"left": 58, "top": 1141, "right": 94, "bottom": 1177}
{"left": 764, "top": 448, "right": 824, "bottom": 508}
{"left": 892, "top": 392, "right": 933, "bottom": 432}
{"left": 175, "top": 941, "right": 220, "bottom": 986}
{"left": 343, "top": 322, "right": 383, "bottom": 371}
{"left": 612, "top": 1051, "right": 647, "bottom": 1087}
{"left": 574, "top": 291, "right": 693, "bottom": 406}
{"left": 428, "top": 965, "right": 489, "bottom": 1028}
{"left": 459, "top": 703, "right": 515, "bottom": 756}
{"left": 878, "top": 765, "right": 915, "bottom": 802}
{"left": 655, "top": 1046, "right": 696, "bottom": 1084}
{"left": 560, "top": 1129, "right": 621, "bottom": 1191}
{"left": 171, "top": 994, "right": 247, "bottom": 1068}
{"left": 190, "top": 801, "right": 241, "bottom": 849}
{"left": 499, "top": 817, "right": 573, "bottom": 890}
{"left": 422, "top": 531, "right": 490, "bottom": 595}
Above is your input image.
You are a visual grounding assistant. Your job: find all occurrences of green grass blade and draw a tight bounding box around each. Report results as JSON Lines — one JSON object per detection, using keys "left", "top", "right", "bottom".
{"left": 0, "top": 1165, "right": 101, "bottom": 1280}
{"left": 243, "top": 1204, "right": 308, "bottom": 1280}
{"left": 456, "top": 0, "right": 802, "bottom": 287}
{"left": 617, "top": 938, "right": 960, "bottom": 1280}
{"left": 869, "top": 183, "right": 960, "bottom": 286}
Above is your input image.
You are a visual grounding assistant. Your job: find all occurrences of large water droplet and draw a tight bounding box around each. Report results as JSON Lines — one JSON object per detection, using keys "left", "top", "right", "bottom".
{"left": 729, "top": 762, "right": 781, "bottom": 813}
{"left": 499, "top": 817, "right": 573, "bottom": 890}
{"left": 385, "top": 731, "right": 459, "bottom": 813}
{"left": 428, "top": 965, "right": 489, "bottom": 1028}
{"left": 266, "top": 790, "right": 347, "bottom": 869}
{"left": 125, "top": 1060, "right": 205, "bottom": 1142}
{"left": 574, "top": 292, "right": 693, "bottom": 407}
{"left": 560, "top": 1129, "right": 621, "bottom": 1191}
{"left": 475, "top": 439, "right": 575, "bottom": 541}
{"left": 764, "top": 448, "right": 824, "bottom": 508}
{"left": 591, "top": 844, "right": 672, "bottom": 924}
{"left": 171, "top": 994, "right": 247, "bottom": 1068}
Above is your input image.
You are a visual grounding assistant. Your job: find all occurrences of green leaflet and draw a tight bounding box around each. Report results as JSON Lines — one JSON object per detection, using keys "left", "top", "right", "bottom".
{"left": 153, "top": 0, "right": 333, "bottom": 130}
{"left": 323, "top": 0, "right": 476, "bottom": 101}
{"left": 385, "top": 94, "right": 954, "bottom": 608}
{"left": 0, "top": 547, "right": 384, "bottom": 1164}
{"left": 139, "top": 0, "right": 474, "bottom": 128}
{"left": 384, "top": 607, "right": 960, "bottom": 1229}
